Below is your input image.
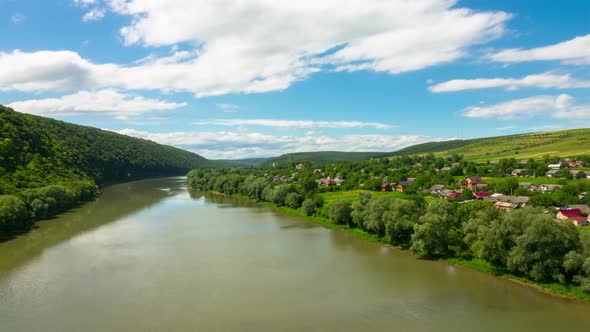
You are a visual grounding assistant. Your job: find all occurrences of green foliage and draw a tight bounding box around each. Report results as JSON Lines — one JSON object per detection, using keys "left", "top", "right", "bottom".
{"left": 285, "top": 192, "right": 303, "bottom": 209}
{"left": 329, "top": 200, "right": 352, "bottom": 225}
{"left": 0, "top": 195, "right": 31, "bottom": 235}
{"left": 301, "top": 199, "right": 316, "bottom": 216}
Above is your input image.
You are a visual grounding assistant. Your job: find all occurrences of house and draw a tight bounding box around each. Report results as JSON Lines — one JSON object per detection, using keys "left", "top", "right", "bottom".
{"left": 312, "top": 169, "right": 322, "bottom": 175}
{"left": 538, "top": 184, "right": 563, "bottom": 193}
{"left": 494, "top": 201, "right": 519, "bottom": 212}
{"left": 295, "top": 163, "right": 305, "bottom": 170}
{"left": 448, "top": 192, "right": 461, "bottom": 199}
{"left": 519, "top": 182, "right": 537, "bottom": 191}
{"left": 414, "top": 163, "right": 422, "bottom": 168}
{"left": 460, "top": 176, "right": 486, "bottom": 189}
{"left": 570, "top": 170, "right": 589, "bottom": 179}
{"left": 489, "top": 161, "right": 499, "bottom": 166}
{"left": 473, "top": 191, "right": 490, "bottom": 199}
{"left": 565, "top": 204, "right": 590, "bottom": 215}
{"left": 567, "top": 160, "right": 579, "bottom": 168}
{"left": 333, "top": 177, "right": 345, "bottom": 186}
{"left": 381, "top": 183, "right": 391, "bottom": 192}
{"left": 556, "top": 208, "right": 589, "bottom": 226}
{"left": 451, "top": 162, "right": 460, "bottom": 167}
{"left": 484, "top": 195, "right": 530, "bottom": 209}
{"left": 511, "top": 169, "right": 527, "bottom": 177}
{"left": 556, "top": 208, "right": 583, "bottom": 221}
{"left": 545, "top": 170, "right": 559, "bottom": 177}
{"left": 396, "top": 181, "right": 412, "bottom": 192}
{"left": 429, "top": 184, "right": 447, "bottom": 195}
{"left": 548, "top": 164, "right": 561, "bottom": 169}
{"left": 316, "top": 178, "right": 332, "bottom": 187}
{"left": 439, "top": 166, "right": 452, "bottom": 172}
{"left": 519, "top": 159, "right": 528, "bottom": 165}
{"left": 407, "top": 177, "right": 417, "bottom": 183}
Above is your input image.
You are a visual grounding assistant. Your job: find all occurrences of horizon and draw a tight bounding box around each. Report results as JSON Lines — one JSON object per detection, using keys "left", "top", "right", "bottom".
{"left": 1, "top": 0, "right": 589, "bottom": 159}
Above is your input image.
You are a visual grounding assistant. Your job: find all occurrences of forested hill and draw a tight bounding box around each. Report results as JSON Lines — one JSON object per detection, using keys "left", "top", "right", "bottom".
{"left": 0, "top": 106, "right": 213, "bottom": 195}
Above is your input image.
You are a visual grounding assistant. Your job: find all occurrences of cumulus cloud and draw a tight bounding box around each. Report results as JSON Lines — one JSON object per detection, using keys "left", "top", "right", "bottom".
{"left": 462, "top": 94, "right": 590, "bottom": 120}
{"left": 487, "top": 34, "right": 590, "bottom": 65}
{"left": 82, "top": 8, "right": 106, "bottom": 21}
{"left": 7, "top": 0, "right": 509, "bottom": 97}
{"left": 111, "top": 128, "right": 439, "bottom": 159}
{"left": 192, "top": 119, "right": 393, "bottom": 129}
{"left": 429, "top": 72, "right": 590, "bottom": 93}
{"left": 7, "top": 89, "right": 186, "bottom": 118}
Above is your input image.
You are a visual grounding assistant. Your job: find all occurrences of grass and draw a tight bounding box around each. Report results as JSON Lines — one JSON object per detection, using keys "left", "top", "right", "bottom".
{"left": 319, "top": 190, "right": 435, "bottom": 205}
{"left": 390, "top": 128, "right": 590, "bottom": 161}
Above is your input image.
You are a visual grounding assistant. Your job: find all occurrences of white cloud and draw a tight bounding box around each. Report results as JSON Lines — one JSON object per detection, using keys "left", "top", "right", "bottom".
{"left": 487, "top": 34, "right": 590, "bottom": 65}
{"left": 7, "top": 89, "right": 186, "bottom": 118}
{"left": 462, "top": 94, "right": 590, "bottom": 120}
{"left": 495, "top": 126, "right": 514, "bottom": 131}
{"left": 11, "top": 13, "right": 26, "bottom": 24}
{"left": 192, "top": 119, "right": 393, "bottom": 129}
{"left": 7, "top": 0, "right": 510, "bottom": 97}
{"left": 112, "top": 128, "right": 439, "bottom": 159}
{"left": 82, "top": 8, "right": 106, "bottom": 21}
{"left": 429, "top": 72, "right": 590, "bottom": 93}
{"left": 215, "top": 103, "right": 239, "bottom": 112}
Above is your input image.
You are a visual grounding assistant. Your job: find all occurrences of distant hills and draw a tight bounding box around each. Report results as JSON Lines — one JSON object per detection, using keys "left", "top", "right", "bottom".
{"left": 0, "top": 106, "right": 215, "bottom": 195}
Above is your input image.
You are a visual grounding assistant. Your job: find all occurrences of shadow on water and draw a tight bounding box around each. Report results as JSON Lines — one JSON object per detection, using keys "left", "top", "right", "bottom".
{"left": 0, "top": 177, "right": 185, "bottom": 275}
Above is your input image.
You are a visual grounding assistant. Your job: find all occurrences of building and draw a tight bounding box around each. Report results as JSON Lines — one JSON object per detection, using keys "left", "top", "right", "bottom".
{"left": 381, "top": 183, "right": 391, "bottom": 192}
{"left": 538, "top": 184, "right": 563, "bottom": 193}
{"left": 460, "top": 176, "right": 486, "bottom": 189}
{"left": 396, "top": 181, "right": 412, "bottom": 192}
{"left": 548, "top": 164, "right": 561, "bottom": 169}
{"left": 295, "top": 163, "right": 304, "bottom": 170}
{"left": 429, "top": 184, "right": 447, "bottom": 195}
{"left": 519, "top": 160, "right": 528, "bottom": 165}
{"left": 511, "top": 169, "right": 527, "bottom": 177}
{"left": 564, "top": 204, "right": 590, "bottom": 215}
{"left": 484, "top": 194, "right": 530, "bottom": 209}
{"left": 448, "top": 192, "right": 461, "bottom": 199}
{"left": 473, "top": 191, "right": 490, "bottom": 199}
{"left": 545, "top": 170, "right": 559, "bottom": 177}
{"left": 519, "top": 182, "right": 537, "bottom": 191}
{"left": 439, "top": 166, "right": 452, "bottom": 172}
{"left": 556, "top": 208, "right": 589, "bottom": 226}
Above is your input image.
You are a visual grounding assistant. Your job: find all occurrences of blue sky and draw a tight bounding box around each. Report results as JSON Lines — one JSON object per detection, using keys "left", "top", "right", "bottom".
{"left": 1, "top": 0, "right": 589, "bottom": 159}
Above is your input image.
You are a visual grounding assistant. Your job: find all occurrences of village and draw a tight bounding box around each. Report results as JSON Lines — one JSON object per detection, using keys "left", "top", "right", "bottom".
{"left": 272, "top": 157, "right": 590, "bottom": 228}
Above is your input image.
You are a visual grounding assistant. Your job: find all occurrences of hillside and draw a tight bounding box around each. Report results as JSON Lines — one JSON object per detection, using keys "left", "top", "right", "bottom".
{"left": 265, "top": 151, "right": 389, "bottom": 165}
{"left": 389, "top": 128, "right": 590, "bottom": 161}
{"left": 0, "top": 106, "right": 214, "bottom": 195}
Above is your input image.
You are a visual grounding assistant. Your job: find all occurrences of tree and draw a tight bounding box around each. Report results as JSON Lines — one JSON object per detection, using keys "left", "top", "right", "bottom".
{"left": 383, "top": 199, "right": 419, "bottom": 246}
{"left": 301, "top": 199, "right": 316, "bottom": 216}
{"left": 0, "top": 195, "right": 31, "bottom": 235}
{"left": 329, "top": 200, "right": 352, "bottom": 225}
{"left": 410, "top": 200, "right": 456, "bottom": 257}
{"left": 285, "top": 192, "right": 303, "bottom": 209}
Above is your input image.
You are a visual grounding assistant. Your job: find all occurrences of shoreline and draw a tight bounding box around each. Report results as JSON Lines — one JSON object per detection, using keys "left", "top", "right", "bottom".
{"left": 201, "top": 190, "right": 590, "bottom": 303}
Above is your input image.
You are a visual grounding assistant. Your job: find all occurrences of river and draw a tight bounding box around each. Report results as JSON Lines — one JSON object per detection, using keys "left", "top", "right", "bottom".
{"left": 1, "top": 177, "right": 589, "bottom": 331}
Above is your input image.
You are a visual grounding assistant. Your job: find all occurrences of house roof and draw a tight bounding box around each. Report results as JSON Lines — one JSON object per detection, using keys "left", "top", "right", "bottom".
{"left": 381, "top": 183, "right": 390, "bottom": 188}
{"left": 397, "top": 181, "right": 412, "bottom": 187}
{"left": 473, "top": 191, "right": 490, "bottom": 197}
{"left": 565, "top": 205, "right": 590, "bottom": 215}
{"left": 430, "top": 184, "right": 446, "bottom": 191}
{"left": 559, "top": 209, "right": 583, "bottom": 218}
{"left": 448, "top": 192, "right": 461, "bottom": 199}
{"left": 465, "top": 176, "right": 486, "bottom": 184}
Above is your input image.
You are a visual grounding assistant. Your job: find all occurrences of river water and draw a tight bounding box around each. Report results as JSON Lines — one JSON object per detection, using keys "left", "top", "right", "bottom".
{"left": 1, "top": 177, "right": 589, "bottom": 331}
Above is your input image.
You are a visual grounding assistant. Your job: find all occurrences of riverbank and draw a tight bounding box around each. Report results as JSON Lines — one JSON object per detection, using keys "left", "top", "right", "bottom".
{"left": 205, "top": 191, "right": 590, "bottom": 302}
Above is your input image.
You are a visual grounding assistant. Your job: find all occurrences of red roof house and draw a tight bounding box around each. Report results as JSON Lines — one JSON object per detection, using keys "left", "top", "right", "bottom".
{"left": 473, "top": 191, "right": 490, "bottom": 199}
{"left": 557, "top": 209, "right": 584, "bottom": 221}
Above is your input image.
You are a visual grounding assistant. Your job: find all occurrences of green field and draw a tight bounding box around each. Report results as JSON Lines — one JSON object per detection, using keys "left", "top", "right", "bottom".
{"left": 320, "top": 190, "right": 434, "bottom": 206}
{"left": 390, "top": 128, "right": 590, "bottom": 161}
